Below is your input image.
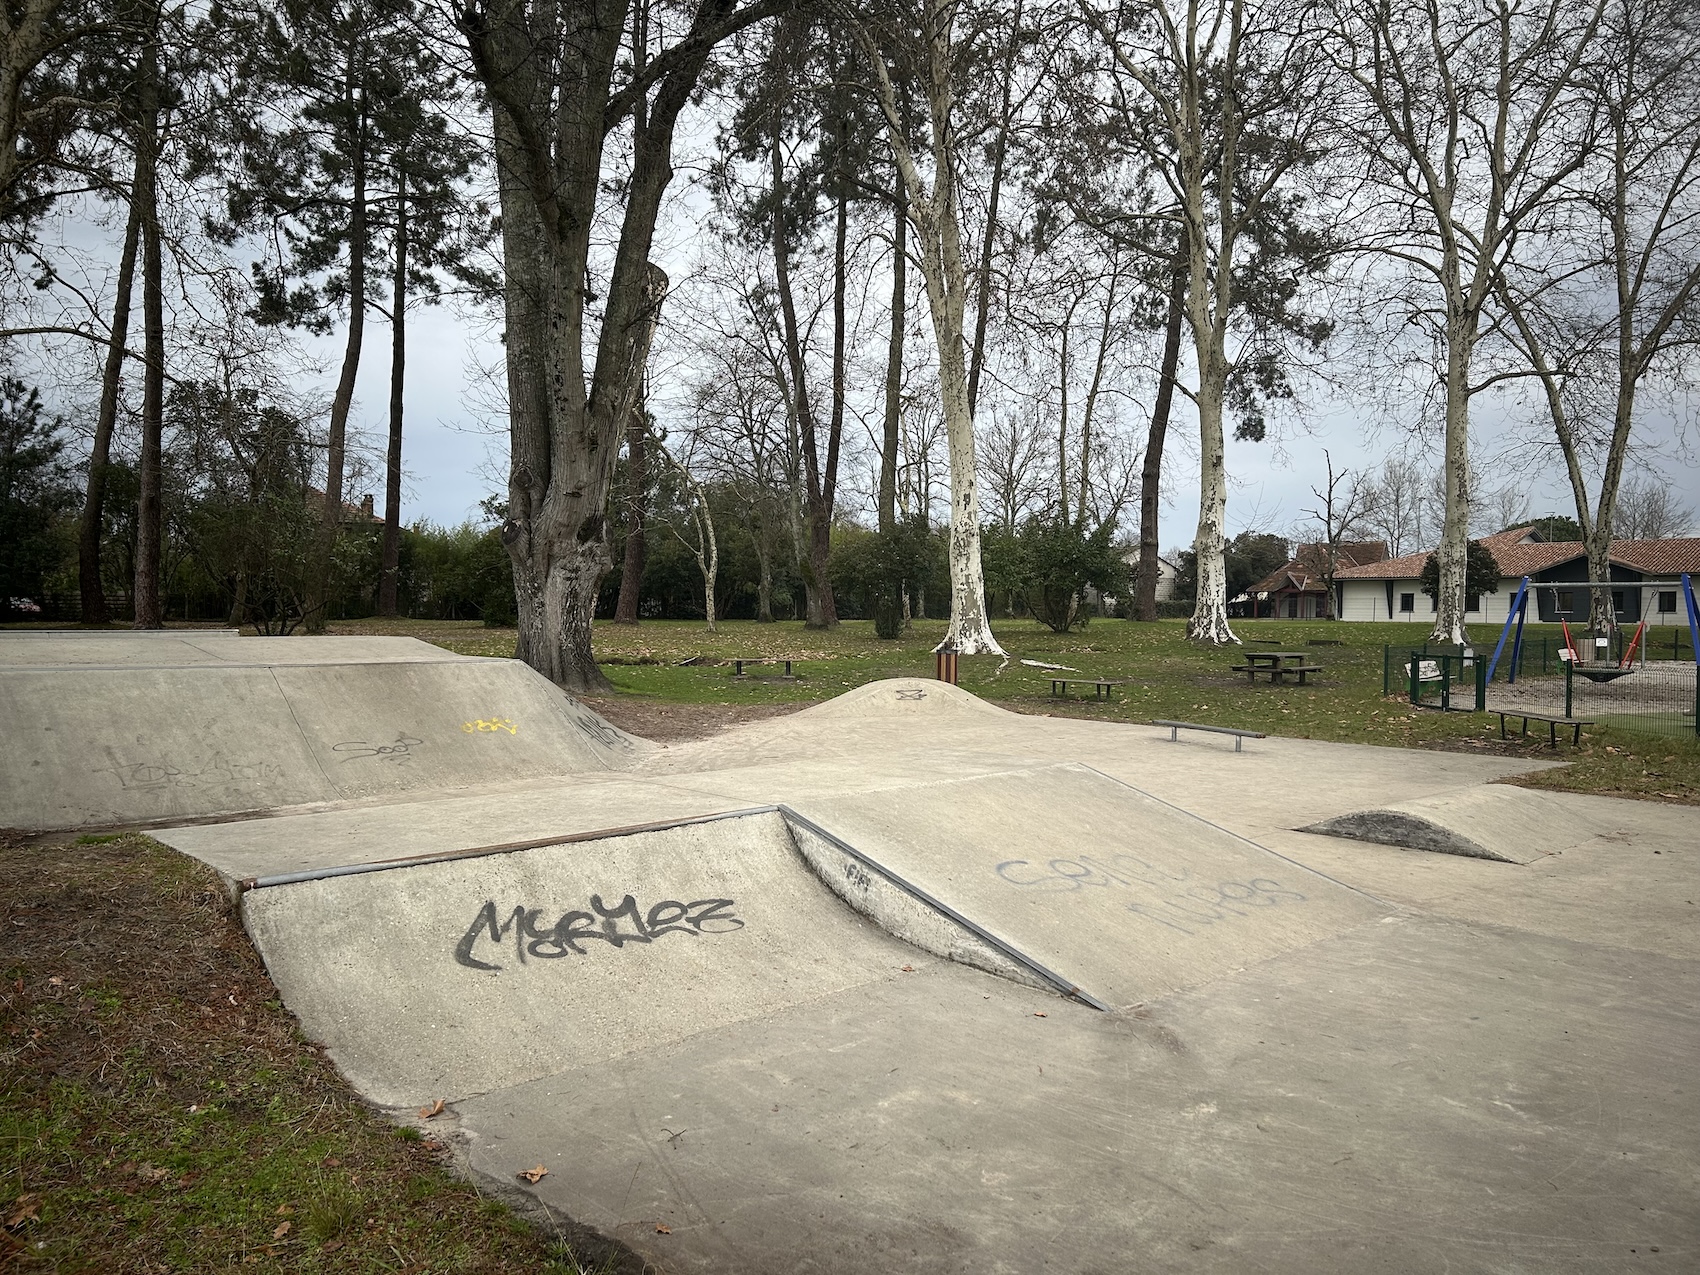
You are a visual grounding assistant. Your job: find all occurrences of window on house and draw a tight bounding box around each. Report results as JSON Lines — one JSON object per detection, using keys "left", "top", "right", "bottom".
{"left": 1612, "top": 590, "right": 1625, "bottom": 615}
{"left": 1465, "top": 593, "right": 1481, "bottom": 612}
{"left": 1286, "top": 595, "right": 1298, "bottom": 618}
{"left": 1399, "top": 592, "right": 1415, "bottom": 613}
{"left": 1659, "top": 591, "right": 1677, "bottom": 613}
{"left": 1556, "top": 590, "right": 1574, "bottom": 612}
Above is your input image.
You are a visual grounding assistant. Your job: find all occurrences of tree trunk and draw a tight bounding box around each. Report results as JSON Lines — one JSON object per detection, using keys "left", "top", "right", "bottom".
{"left": 1429, "top": 310, "right": 1473, "bottom": 646}
{"left": 1186, "top": 367, "right": 1235, "bottom": 644}
{"left": 770, "top": 114, "right": 836, "bottom": 629}
{"left": 879, "top": 183, "right": 905, "bottom": 536}
{"left": 305, "top": 77, "right": 368, "bottom": 634}
{"left": 807, "top": 110, "right": 850, "bottom": 630}
{"left": 613, "top": 393, "right": 646, "bottom": 624}
{"left": 131, "top": 17, "right": 164, "bottom": 631}
{"left": 378, "top": 162, "right": 407, "bottom": 617}
{"left": 78, "top": 190, "right": 141, "bottom": 625}
{"left": 1135, "top": 230, "right": 1187, "bottom": 621}
{"left": 861, "top": 1, "right": 1002, "bottom": 656}
{"left": 753, "top": 505, "right": 774, "bottom": 622}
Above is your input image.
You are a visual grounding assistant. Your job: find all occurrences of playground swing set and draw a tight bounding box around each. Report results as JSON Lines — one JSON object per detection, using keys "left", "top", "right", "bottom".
{"left": 1393, "top": 575, "right": 1700, "bottom": 736}
{"left": 1483, "top": 572, "right": 1700, "bottom": 686}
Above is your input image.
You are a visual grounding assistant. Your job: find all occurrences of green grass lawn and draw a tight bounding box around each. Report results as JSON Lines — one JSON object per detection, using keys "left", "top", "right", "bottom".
{"left": 329, "top": 614, "right": 1700, "bottom": 805}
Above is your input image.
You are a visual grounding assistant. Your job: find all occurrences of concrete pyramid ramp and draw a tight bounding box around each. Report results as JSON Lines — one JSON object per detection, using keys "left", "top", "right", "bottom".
{"left": 1298, "top": 785, "right": 1629, "bottom": 864}
{"left": 0, "top": 633, "right": 644, "bottom": 829}
{"left": 239, "top": 812, "right": 963, "bottom": 1108}
{"left": 790, "top": 764, "right": 1391, "bottom": 1009}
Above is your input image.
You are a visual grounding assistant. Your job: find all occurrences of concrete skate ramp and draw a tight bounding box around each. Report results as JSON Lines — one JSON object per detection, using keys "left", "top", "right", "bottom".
{"left": 0, "top": 634, "right": 644, "bottom": 829}
{"left": 239, "top": 811, "right": 956, "bottom": 1107}
{"left": 1299, "top": 785, "right": 1630, "bottom": 864}
{"left": 792, "top": 764, "right": 1391, "bottom": 1009}
{"left": 0, "top": 630, "right": 465, "bottom": 666}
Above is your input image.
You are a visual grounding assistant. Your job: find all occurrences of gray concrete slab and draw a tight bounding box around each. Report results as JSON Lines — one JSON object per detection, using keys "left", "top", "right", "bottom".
{"left": 157, "top": 773, "right": 742, "bottom": 885}
{"left": 791, "top": 763, "right": 1391, "bottom": 1009}
{"left": 29, "top": 662, "right": 1695, "bottom": 1271}
{"left": 240, "top": 812, "right": 939, "bottom": 1107}
{"left": 455, "top": 912, "right": 1698, "bottom": 1274}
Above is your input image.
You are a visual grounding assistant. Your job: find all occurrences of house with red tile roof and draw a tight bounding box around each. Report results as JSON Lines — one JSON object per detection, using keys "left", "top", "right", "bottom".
{"left": 1332, "top": 526, "right": 1700, "bottom": 625}
{"left": 1244, "top": 541, "right": 1388, "bottom": 619}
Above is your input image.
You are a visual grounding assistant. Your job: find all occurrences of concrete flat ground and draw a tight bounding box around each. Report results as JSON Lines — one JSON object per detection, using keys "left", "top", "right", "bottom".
{"left": 6, "top": 635, "right": 1695, "bottom": 1273}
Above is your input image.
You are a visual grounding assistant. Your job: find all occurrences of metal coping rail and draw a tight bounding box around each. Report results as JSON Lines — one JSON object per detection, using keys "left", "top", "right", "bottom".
{"left": 775, "top": 805, "right": 1113, "bottom": 1012}
{"left": 236, "top": 803, "right": 1113, "bottom": 1013}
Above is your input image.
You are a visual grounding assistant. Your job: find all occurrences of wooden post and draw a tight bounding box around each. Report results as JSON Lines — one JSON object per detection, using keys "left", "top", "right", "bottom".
{"left": 935, "top": 649, "right": 958, "bottom": 685}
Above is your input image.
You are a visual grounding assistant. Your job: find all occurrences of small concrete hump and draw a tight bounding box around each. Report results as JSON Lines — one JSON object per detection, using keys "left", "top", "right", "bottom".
{"left": 1299, "top": 785, "right": 1628, "bottom": 865}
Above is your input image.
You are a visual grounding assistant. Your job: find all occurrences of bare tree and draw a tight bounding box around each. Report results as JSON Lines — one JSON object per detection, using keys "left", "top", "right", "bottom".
{"left": 1365, "top": 452, "right": 1429, "bottom": 557}
{"left": 1299, "top": 449, "right": 1375, "bottom": 615}
{"left": 649, "top": 426, "right": 719, "bottom": 632}
{"left": 855, "top": 0, "right": 1004, "bottom": 654}
{"left": 1490, "top": 0, "right": 1700, "bottom": 633}
{"left": 1614, "top": 475, "right": 1696, "bottom": 539}
{"left": 1329, "top": 0, "right": 1605, "bottom": 645}
{"left": 1075, "top": 0, "right": 1338, "bottom": 645}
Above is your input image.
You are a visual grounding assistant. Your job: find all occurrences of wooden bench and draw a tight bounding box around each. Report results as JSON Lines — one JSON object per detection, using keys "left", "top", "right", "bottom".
{"left": 1151, "top": 720, "right": 1268, "bottom": 753}
{"left": 1496, "top": 709, "right": 1594, "bottom": 747}
{"left": 1048, "top": 676, "right": 1133, "bottom": 701}
{"left": 1230, "top": 662, "right": 1325, "bottom": 685}
{"left": 732, "top": 656, "right": 798, "bottom": 679}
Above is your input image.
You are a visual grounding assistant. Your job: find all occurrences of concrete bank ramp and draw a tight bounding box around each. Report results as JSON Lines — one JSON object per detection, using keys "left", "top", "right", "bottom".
{"left": 791, "top": 764, "right": 1391, "bottom": 1009}
{"left": 239, "top": 811, "right": 998, "bottom": 1108}
{"left": 1298, "top": 784, "right": 1633, "bottom": 864}
{"left": 0, "top": 633, "right": 644, "bottom": 829}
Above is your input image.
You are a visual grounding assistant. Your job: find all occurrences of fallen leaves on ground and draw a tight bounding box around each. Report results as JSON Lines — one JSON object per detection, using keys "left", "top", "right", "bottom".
{"left": 5, "top": 1194, "right": 42, "bottom": 1229}
{"left": 418, "top": 1098, "right": 445, "bottom": 1119}
{"left": 516, "top": 1165, "right": 548, "bottom": 1184}
{"left": 272, "top": 1220, "right": 292, "bottom": 1239}
{"left": 655, "top": 1224, "right": 671, "bottom": 1234}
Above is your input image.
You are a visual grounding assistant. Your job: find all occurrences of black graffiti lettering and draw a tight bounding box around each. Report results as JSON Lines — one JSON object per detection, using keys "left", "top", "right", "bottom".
{"left": 644, "top": 900, "right": 694, "bottom": 938}
{"left": 455, "top": 901, "right": 527, "bottom": 971}
{"left": 331, "top": 735, "right": 423, "bottom": 764}
{"left": 687, "top": 899, "right": 744, "bottom": 934}
{"left": 554, "top": 911, "right": 600, "bottom": 954}
{"left": 590, "top": 894, "right": 651, "bottom": 947}
{"left": 454, "top": 895, "right": 744, "bottom": 971}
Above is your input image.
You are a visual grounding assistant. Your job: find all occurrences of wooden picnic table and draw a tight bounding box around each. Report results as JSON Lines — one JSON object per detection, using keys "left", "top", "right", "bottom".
{"left": 732, "top": 656, "right": 799, "bottom": 679}
{"left": 1230, "top": 650, "right": 1324, "bottom": 685}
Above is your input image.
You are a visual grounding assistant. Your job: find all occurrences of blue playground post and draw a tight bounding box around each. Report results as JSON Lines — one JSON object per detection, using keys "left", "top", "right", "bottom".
{"left": 1683, "top": 574, "right": 1699, "bottom": 668}
{"left": 1486, "top": 577, "right": 1530, "bottom": 685}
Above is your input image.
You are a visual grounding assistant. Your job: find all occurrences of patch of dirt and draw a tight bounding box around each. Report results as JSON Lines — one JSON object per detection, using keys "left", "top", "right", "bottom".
{"left": 582, "top": 697, "right": 808, "bottom": 743}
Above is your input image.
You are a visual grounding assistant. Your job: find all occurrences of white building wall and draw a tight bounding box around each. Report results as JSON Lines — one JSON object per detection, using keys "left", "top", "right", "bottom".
{"left": 1339, "top": 582, "right": 1390, "bottom": 621}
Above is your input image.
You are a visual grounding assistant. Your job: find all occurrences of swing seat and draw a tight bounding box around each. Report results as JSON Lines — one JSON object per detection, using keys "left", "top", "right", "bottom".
{"left": 1574, "top": 666, "right": 1634, "bottom": 683}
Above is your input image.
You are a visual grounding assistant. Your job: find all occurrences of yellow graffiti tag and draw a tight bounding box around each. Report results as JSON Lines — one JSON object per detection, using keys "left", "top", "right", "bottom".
{"left": 462, "top": 716, "right": 518, "bottom": 735}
